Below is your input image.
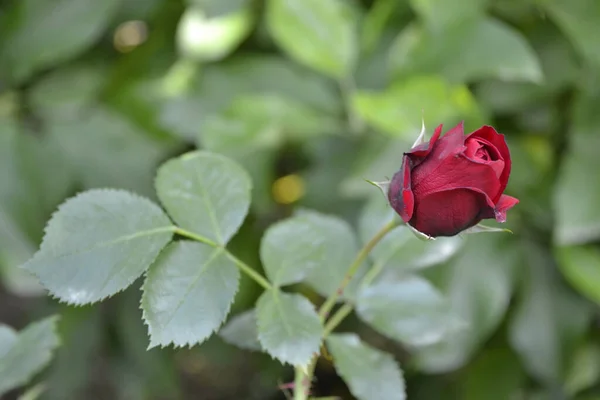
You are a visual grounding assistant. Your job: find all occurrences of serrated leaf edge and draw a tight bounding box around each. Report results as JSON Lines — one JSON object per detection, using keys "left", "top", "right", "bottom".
{"left": 327, "top": 333, "right": 406, "bottom": 400}
{"left": 154, "top": 150, "right": 253, "bottom": 247}
{"left": 20, "top": 188, "right": 174, "bottom": 306}
{"left": 139, "top": 244, "right": 241, "bottom": 350}
{"left": 255, "top": 289, "right": 323, "bottom": 367}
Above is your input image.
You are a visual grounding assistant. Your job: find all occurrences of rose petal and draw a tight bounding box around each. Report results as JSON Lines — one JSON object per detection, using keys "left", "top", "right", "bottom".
{"left": 493, "top": 194, "right": 519, "bottom": 223}
{"left": 409, "top": 122, "right": 466, "bottom": 180}
{"left": 409, "top": 187, "right": 494, "bottom": 237}
{"left": 412, "top": 152, "right": 501, "bottom": 202}
{"left": 468, "top": 137, "right": 503, "bottom": 161}
{"left": 487, "top": 159, "right": 505, "bottom": 180}
{"left": 408, "top": 124, "right": 443, "bottom": 160}
{"left": 467, "top": 126, "right": 512, "bottom": 194}
{"left": 464, "top": 139, "right": 482, "bottom": 159}
{"left": 387, "top": 156, "right": 415, "bottom": 222}
{"left": 463, "top": 137, "right": 505, "bottom": 183}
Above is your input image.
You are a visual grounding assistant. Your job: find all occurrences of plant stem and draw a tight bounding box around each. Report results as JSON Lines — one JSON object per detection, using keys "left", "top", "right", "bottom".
{"left": 323, "top": 304, "right": 353, "bottom": 337}
{"left": 225, "top": 251, "right": 273, "bottom": 290}
{"left": 173, "top": 226, "right": 273, "bottom": 290}
{"left": 317, "top": 219, "right": 398, "bottom": 322}
{"left": 322, "top": 261, "right": 385, "bottom": 337}
{"left": 293, "top": 366, "right": 310, "bottom": 400}
{"left": 173, "top": 227, "right": 218, "bottom": 247}
{"left": 293, "top": 220, "right": 398, "bottom": 400}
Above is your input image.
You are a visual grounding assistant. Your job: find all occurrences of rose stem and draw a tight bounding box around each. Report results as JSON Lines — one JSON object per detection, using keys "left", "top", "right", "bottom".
{"left": 293, "top": 219, "right": 399, "bottom": 400}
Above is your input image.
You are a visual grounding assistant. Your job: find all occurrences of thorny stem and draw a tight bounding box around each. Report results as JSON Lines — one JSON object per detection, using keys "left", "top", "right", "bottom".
{"left": 294, "top": 219, "right": 399, "bottom": 400}
{"left": 293, "top": 365, "right": 310, "bottom": 400}
{"left": 173, "top": 226, "right": 273, "bottom": 290}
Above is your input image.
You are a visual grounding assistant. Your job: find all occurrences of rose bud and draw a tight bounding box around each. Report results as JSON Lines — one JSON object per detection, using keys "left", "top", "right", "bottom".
{"left": 387, "top": 122, "right": 519, "bottom": 238}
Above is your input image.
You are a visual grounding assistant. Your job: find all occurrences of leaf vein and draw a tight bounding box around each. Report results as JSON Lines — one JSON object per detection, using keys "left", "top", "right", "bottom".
{"left": 158, "top": 248, "right": 224, "bottom": 332}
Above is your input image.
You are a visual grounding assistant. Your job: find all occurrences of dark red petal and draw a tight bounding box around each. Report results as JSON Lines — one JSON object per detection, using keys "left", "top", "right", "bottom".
{"left": 467, "top": 126, "right": 512, "bottom": 195}
{"left": 464, "top": 138, "right": 482, "bottom": 159}
{"left": 409, "top": 187, "right": 494, "bottom": 237}
{"left": 493, "top": 194, "right": 519, "bottom": 223}
{"left": 443, "top": 121, "right": 465, "bottom": 143}
{"left": 387, "top": 156, "right": 415, "bottom": 222}
{"left": 412, "top": 152, "right": 501, "bottom": 202}
{"left": 464, "top": 136, "right": 502, "bottom": 161}
{"left": 409, "top": 124, "right": 444, "bottom": 159}
{"left": 409, "top": 122, "right": 466, "bottom": 182}
{"left": 487, "top": 159, "right": 505, "bottom": 179}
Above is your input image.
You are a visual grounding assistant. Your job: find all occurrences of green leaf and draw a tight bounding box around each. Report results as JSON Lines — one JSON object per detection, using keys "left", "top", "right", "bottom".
{"left": 413, "top": 235, "right": 520, "bottom": 372}
{"left": 0, "top": 327, "right": 17, "bottom": 358}
{"left": 155, "top": 151, "right": 252, "bottom": 246}
{"left": 356, "top": 274, "right": 461, "bottom": 347}
{"left": 360, "top": 0, "right": 403, "bottom": 54}
{"left": 409, "top": 0, "right": 490, "bottom": 28}
{"left": 554, "top": 93, "right": 600, "bottom": 245}
{"left": 0, "top": 118, "right": 73, "bottom": 296}
{"left": 260, "top": 214, "right": 330, "bottom": 287}
{"left": 160, "top": 55, "right": 341, "bottom": 140}
{"left": 352, "top": 76, "right": 482, "bottom": 139}
{"left": 565, "top": 342, "right": 600, "bottom": 396}
{"left": 390, "top": 18, "right": 543, "bottom": 83}
{"left": 116, "top": 0, "right": 164, "bottom": 20}
{"left": 186, "top": 0, "right": 249, "bottom": 18}
{"left": 266, "top": 0, "right": 357, "bottom": 78}
{"left": 460, "top": 348, "right": 525, "bottom": 400}
{"left": 359, "top": 195, "right": 463, "bottom": 271}
{"left": 260, "top": 210, "right": 360, "bottom": 294}
{"left": 256, "top": 289, "right": 323, "bottom": 366}
{"left": 340, "top": 136, "right": 412, "bottom": 198}
{"left": 47, "top": 106, "right": 171, "bottom": 198}
{"left": 556, "top": 245, "right": 600, "bottom": 305}
{"left": 372, "top": 227, "right": 463, "bottom": 271}
{"left": 219, "top": 310, "right": 262, "bottom": 351}
{"left": 219, "top": 147, "right": 277, "bottom": 216}
{"left": 509, "top": 243, "right": 593, "bottom": 384}
{"left": 541, "top": 0, "right": 600, "bottom": 66}
{"left": 0, "top": 0, "right": 121, "bottom": 84}
{"left": 176, "top": 5, "right": 253, "bottom": 62}
{"left": 41, "top": 307, "right": 103, "bottom": 400}
{"left": 141, "top": 241, "right": 239, "bottom": 348}
{"left": 0, "top": 204, "right": 40, "bottom": 297}
{"left": 296, "top": 210, "right": 361, "bottom": 300}
{"left": 17, "top": 383, "right": 46, "bottom": 400}
{"left": 327, "top": 333, "right": 406, "bottom": 400}
{"left": 461, "top": 224, "right": 513, "bottom": 234}
{"left": 29, "top": 63, "right": 108, "bottom": 119}
{"left": 0, "top": 316, "right": 60, "bottom": 396}
{"left": 474, "top": 26, "right": 578, "bottom": 114}
{"left": 199, "top": 94, "right": 340, "bottom": 153}
{"left": 23, "top": 189, "right": 174, "bottom": 305}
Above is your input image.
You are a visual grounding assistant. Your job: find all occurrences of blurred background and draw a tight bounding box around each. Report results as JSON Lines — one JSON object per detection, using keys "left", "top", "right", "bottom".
{"left": 1, "top": 0, "right": 600, "bottom": 399}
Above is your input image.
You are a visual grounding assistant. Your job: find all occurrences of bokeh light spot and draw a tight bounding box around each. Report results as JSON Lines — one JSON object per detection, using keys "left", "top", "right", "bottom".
{"left": 114, "top": 20, "right": 148, "bottom": 53}
{"left": 272, "top": 174, "right": 306, "bottom": 205}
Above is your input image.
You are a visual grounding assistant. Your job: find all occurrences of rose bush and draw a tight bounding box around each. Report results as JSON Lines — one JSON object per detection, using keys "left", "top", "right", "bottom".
{"left": 387, "top": 122, "right": 519, "bottom": 237}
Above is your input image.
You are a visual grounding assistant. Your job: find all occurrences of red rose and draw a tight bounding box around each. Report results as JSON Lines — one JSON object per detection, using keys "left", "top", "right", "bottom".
{"left": 387, "top": 122, "right": 519, "bottom": 237}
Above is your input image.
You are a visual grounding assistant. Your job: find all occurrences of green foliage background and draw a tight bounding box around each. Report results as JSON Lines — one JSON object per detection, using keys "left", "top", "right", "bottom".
{"left": 1, "top": 0, "right": 600, "bottom": 399}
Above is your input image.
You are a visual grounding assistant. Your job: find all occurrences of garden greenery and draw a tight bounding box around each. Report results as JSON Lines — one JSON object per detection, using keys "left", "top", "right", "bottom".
{"left": 2, "top": 0, "right": 600, "bottom": 399}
